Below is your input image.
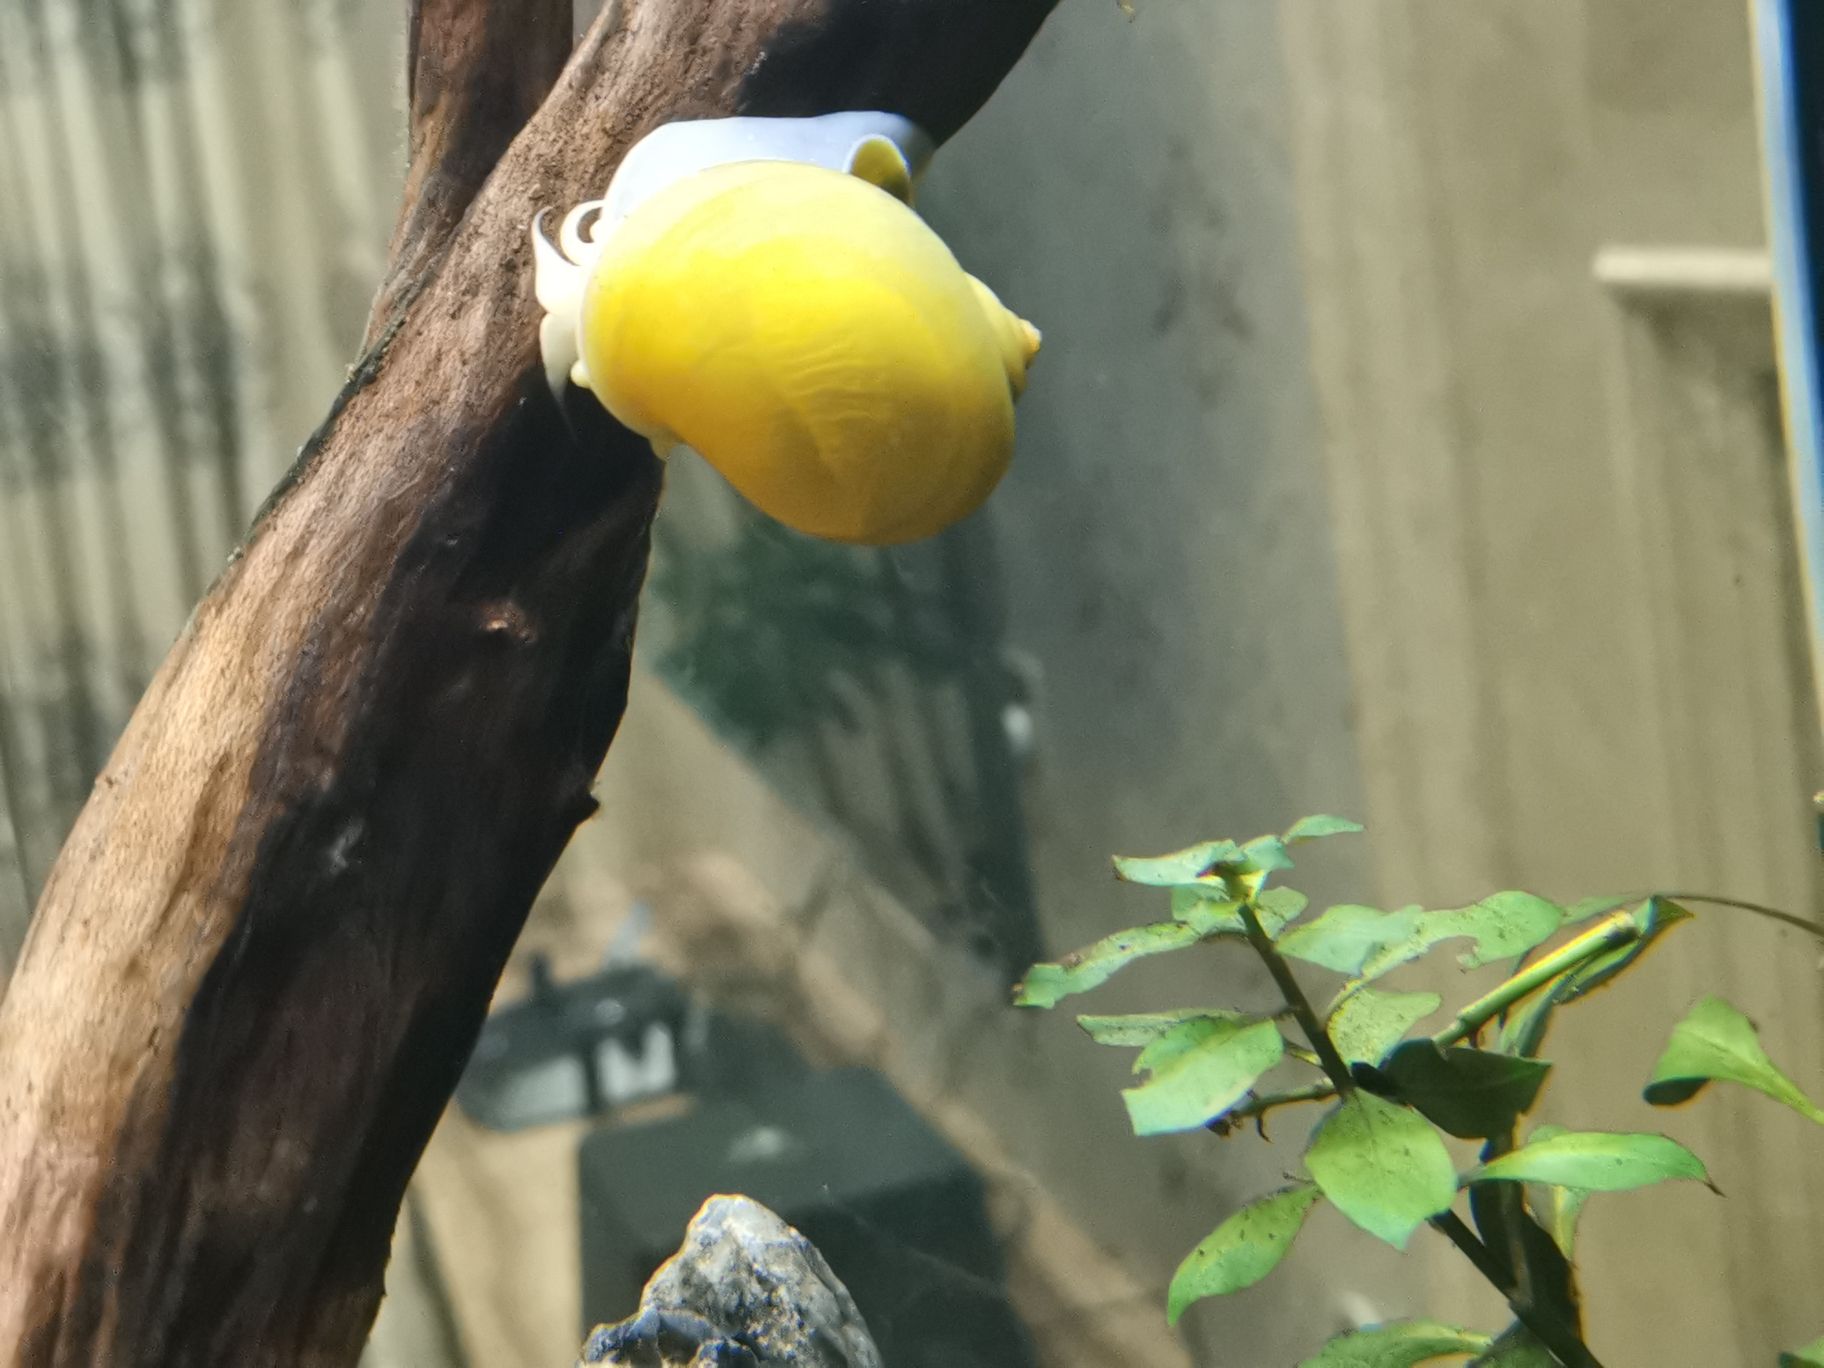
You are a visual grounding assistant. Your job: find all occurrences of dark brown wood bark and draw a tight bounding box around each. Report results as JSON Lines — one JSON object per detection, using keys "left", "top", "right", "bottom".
{"left": 0, "top": 1, "right": 1057, "bottom": 1364}
{"left": 364, "top": 0, "right": 572, "bottom": 349}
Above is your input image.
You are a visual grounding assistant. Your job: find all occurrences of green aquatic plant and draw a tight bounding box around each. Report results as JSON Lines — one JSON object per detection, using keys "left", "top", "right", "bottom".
{"left": 1017, "top": 817, "right": 1824, "bottom": 1367}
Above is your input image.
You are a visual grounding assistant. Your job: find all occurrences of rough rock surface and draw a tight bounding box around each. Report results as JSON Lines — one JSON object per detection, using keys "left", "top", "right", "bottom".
{"left": 578, "top": 1195, "right": 883, "bottom": 1368}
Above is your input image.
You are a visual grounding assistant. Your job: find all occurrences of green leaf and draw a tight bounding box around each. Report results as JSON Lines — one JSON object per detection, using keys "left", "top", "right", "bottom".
{"left": 1468, "top": 1130, "right": 1710, "bottom": 1193}
{"left": 1166, "top": 1183, "right": 1322, "bottom": 1322}
{"left": 1299, "top": 1320, "right": 1493, "bottom": 1367}
{"left": 1371, "top": 1043, "right": 1551, "bottom": 1140}
{"left": 1133, "top": 1014, "right": 1252, "bottom": 1074}
{"left": 1467, "top": 1325, "right": 1557, "bottom": 1367}
{"left": 1171, "top": 884, "right": 1243, "bottom": 932}
{"left": 1562, "top": 894, "right": 1633, "bottom": 924}
{"left": 1523, "top": 1125, "right": 1592, "bottom": 1257}
{"left": 1498, "top": 898, "right": 1691, "bottom": 1057}
{"left": 1306, "top": 1092, "right": 1457, "bottom": 1248}
{"left": 1241, "top": 834, "right": 1295, "bottom": 873}
{"left": 1013, "top": 921, "right": 1200, "bottom": 1008}
{"left": 1359, "top": 893, "right": 1564, "bottom": 981}
{"left": 1130, "top": 835, "right": 1298, "bottom": 905}
{"left": 1780, "top": 1333, "right": 1824, "bottom": 1367}
{"left": 1644, "top": 994, "right": 1824, "bottom": 1123}
{"left": 1256, "top": 886, "right": 1311, "bottom": 930}
{"left": 1122, "top": 1015, "right": 1286, "bottom": 1135}
{"left": 1116, "top": 831, "right": 1305, "bottom": 893}
{"left": 1284, "top": 814, "right": 1366, "bottom": 844}
{"left": 1282, "top": 905, "right": 1424, "bottom": 975}
{"left": 1539, "top": 1181, "right": 1590, "bottom": 1259}
{"left": 1171, "top": 885, "right": 1307, "bottom": 938}
{"left": 1113, "top": 840, "right": 1243, "bottom": 885}
{"left": 1078, "top": 1009, "right": 1226, "bottom": 1047}
{"left": 1327, "top": 987, "right": 1442, "bottom": 1065}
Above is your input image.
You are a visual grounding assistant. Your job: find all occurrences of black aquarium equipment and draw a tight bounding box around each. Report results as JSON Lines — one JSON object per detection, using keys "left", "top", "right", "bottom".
{"left": 455, "top": 954, "right": 689, "bottom": 1131}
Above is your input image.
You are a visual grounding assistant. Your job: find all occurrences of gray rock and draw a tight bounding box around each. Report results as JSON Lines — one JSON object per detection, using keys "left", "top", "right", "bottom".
{"left": 578, "top": 1195, "right": 883, "bottom": 1368}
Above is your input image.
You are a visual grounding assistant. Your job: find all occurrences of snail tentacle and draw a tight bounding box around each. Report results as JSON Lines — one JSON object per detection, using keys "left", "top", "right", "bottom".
{"left": 531, "top": 208, "right": 591, "bottom": 398}
{"left": 558, "top": 199, "right": 607, "bottom": 268}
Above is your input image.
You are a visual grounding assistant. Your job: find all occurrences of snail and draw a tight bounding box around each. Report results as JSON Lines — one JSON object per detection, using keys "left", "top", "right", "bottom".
{"left": 532, "top": 113, "right": 1041, "bottom": 546}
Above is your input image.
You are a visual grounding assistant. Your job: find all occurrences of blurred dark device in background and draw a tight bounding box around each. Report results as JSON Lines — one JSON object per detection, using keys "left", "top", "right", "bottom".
{"left": 579, "top": 1067, "right": 1038, "bottom": 1368}
{"left": 456, "top": 954, "right": 689, "bottom": 1129}
{"left": 457, "top": 954, "right": 1039, "bottom": 1367}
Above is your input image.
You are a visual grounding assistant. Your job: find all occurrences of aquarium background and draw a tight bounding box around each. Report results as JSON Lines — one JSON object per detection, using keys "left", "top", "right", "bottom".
{"left": 0, "top": 2, "right": 1820, "bottom": 1365}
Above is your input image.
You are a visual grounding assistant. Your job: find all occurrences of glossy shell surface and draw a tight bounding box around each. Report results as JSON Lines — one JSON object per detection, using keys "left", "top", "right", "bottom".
{"left": 579, "top": 160, "right": 1038, "bottom": 545}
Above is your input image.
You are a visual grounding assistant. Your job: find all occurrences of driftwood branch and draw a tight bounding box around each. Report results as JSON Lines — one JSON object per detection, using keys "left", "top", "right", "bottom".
{"left": 0, "top": 1, "right": 1056, "bottom": 1364}
{"left": 365, "top": 0, "right": 572, "bottom": 347}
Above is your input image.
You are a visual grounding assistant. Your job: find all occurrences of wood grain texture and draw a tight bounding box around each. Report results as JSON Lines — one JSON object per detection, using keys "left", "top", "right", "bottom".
{"left": 366, "top": 0, "right": 573, "bottom": 349}
{"left": 0, "top": 1, "right": 1057, "bottom": 1363}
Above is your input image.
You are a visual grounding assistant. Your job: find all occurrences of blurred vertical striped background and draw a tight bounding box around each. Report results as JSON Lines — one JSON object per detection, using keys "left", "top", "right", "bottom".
{"left": 0, "top": 0, "right": 405, "bottom": 973}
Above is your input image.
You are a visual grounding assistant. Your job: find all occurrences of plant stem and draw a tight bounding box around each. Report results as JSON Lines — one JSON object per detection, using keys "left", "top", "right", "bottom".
{"left": 1650, "top": 890, "right": 1824, "bottom": 941}
{"left": 1216, "top": 1081, "right": 1337, "bottom": 1133}
{"left": 1237, "top": 898, "right": 1355, "bottom": 1094}
{"left": 1478, "top": 1126, "right": 1537, "bottom": 1338}
{"left": 1237, "top": 893, "right": 1604, "bottom": 1367}
{"left": 1432, "top": 911, "right": 1639, "bottom": 1047}
{"left": 1430, "top": 1211, "right": 1603, "bottom": 1368}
